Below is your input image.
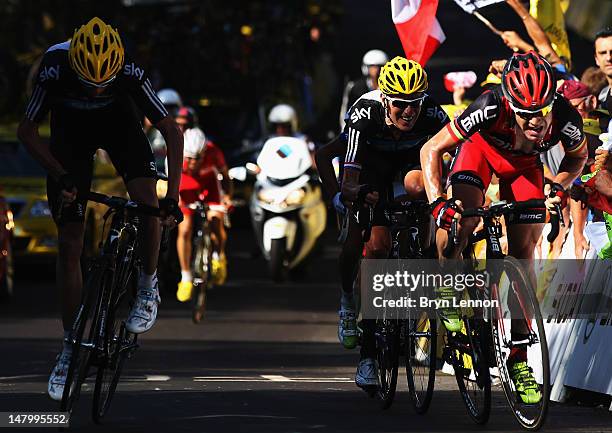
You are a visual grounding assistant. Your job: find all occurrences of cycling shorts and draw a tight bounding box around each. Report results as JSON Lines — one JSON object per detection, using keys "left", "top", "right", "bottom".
{"left": 448, "top": 133, "right": 546, "bottom": 224}
{"left": 47, "top": 107, "right": 157, "bottom": 224}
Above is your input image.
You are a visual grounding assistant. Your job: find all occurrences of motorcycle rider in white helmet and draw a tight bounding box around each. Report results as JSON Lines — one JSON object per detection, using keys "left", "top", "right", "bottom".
{"left": 339, "top": 49, "right": 389, "bottom": 129}
{"left": 267, "top": 103, "right": 315, "bottom": 155}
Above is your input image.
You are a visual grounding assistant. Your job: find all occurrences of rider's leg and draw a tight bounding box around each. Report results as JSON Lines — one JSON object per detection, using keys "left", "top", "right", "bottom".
{"left": 207, "top": 210, "right": 226, "bottom": 254}
{"left": 435, "top": 175, "right": 486, "bottom": 332}
{"left": 360, "top": 227, "right": 390, "bottom": 359}
{"left": 126, "top": 177, "right": 160, "bottom": 279}
{"left": 404, "top": 169, "right": 434, "bottom": 251}
{"left": 356, "top": 226, "right": 390, "bottom": 387}
{"left": 403, "top": 169, "right": 426, "bottom": 199}
{"left": 125, "top": 177, "right": 162, "bottom": 332}
{"left": 57, "top": 222, "right": 85, "bottom": 331}
{"left": 177, "top": 212, "right": 194, "bottom": 274}
{"left": 338, "top": 217, "right": 363, "bottom": 349}
{"left": 208, "top": 211, "right": 228, "bottom": 284}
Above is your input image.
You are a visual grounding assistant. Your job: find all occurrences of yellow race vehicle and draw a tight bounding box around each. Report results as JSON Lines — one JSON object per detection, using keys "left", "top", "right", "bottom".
{"left": 0, "top": 143, "right": 126, "bottom": 261}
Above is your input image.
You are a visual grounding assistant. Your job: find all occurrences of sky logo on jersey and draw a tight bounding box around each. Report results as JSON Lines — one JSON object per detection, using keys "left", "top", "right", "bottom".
{"left": 39, "top": 65, "right": 60, "bottom": 82}
{"left": 561, "top": 122, "right": 581, "bottom": 142}
{"left": 124, "top": 62, "right": 145, "bottom": 81}
{"left": 351, "top": 107, "right": 371, "bottom": 123}
{"left": 426, "top": 106, "right": 448, "bottom": 122}
{"left": 459, "top": 105, "right": 496, "bottom": 133}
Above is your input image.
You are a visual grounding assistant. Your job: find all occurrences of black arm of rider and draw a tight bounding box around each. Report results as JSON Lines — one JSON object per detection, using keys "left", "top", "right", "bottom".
{"left": 17, "top": 118, "right": 67, "bottom": 181}
{"left": 315, "top": 134, "right": 346, "bottom": 201}
{"left": 156, "top": 116, "right": 183, "bottom": 201}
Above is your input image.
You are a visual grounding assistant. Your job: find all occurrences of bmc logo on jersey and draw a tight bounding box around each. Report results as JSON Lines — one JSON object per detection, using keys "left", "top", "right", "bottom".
{"left": 459, "top": 105, "right": 496, "bottom": 132}
{"left": 351, "top": 107, "right": 371, "bottom": 123}
{"left": 561, "top": 122, "right": 581, "bottom": 142}
{"left": 124, "top": 62, "right": 144, "bottom": 81}
{"left": 39, "top": 65, "right": 60, "bottom": 82}
{"left": 426, "top": 106, "right": 448, "bottom": 122}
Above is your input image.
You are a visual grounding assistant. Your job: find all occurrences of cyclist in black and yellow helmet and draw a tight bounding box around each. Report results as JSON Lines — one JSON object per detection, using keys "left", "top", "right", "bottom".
{"left": 314, "top": 55, "right": 449, "bottom": 393}
{"left": 17, "top": 17, "right": 184, "bottom": 401}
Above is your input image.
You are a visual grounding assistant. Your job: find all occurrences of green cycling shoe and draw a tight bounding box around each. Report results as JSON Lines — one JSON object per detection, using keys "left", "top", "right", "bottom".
{"left": 508, "top": 361, "right": 542, "bottom": 404}
{"left": 435, "top": 286, "right": 462, "bottom": 332}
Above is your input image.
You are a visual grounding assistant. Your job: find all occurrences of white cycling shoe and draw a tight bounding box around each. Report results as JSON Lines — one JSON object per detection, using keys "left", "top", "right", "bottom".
{"left": 48, "top": 351, "right": 71, "bottom": 401}
{"left": 355, "top": 358, "right": 379, "bottom": 389}
{"left": 126, "top": 288, "right": 161, "bottom": 334}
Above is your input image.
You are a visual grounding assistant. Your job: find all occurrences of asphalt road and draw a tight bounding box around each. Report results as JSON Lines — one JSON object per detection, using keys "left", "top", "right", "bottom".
{"left": 0, "top": 226, "right": 610, "bottom": 433}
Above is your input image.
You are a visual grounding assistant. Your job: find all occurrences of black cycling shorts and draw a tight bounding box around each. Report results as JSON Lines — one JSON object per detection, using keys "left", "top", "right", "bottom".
{"left": 47, "top": 106, "right": 157, "bottom": 224}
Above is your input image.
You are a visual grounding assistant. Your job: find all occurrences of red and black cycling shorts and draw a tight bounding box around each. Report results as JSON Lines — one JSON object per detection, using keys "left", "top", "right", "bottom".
{"left": 447, "top": 133, "right": 546, "bottom": 224}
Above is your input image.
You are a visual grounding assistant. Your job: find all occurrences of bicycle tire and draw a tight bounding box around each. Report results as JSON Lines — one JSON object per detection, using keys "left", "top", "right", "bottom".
{"left": 192, "top": 225, "right": 212, "bottom": 324}
{"left": 450, "top": 316, "right": 491, "bottom": 425}
{"left": 491, "top": 256, "right": 550, "bottom": 430}
{"left": 60, "top": 262, "right": 109, "bottom": 415}
{"left": 92, "top": 235, "right": 138, "bottom": 423}
{"left": 405, "top": 314, "right": 437, "bottom": 414}
{"left": 375, "top": 319, "right": 400, "bottom": 409}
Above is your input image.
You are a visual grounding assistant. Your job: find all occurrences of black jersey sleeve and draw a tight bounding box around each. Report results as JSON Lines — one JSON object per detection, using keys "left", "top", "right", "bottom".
{"left": 24, "top": 52, "right": 60, "bottom": 122}
{"left": 121, "top": 60, "right": 169, "bottom": 124}
{"left": 449, "top": 90, "right": 501, "bottom": 141}
{"left": 556, "top": 96, "right": 587, "bottom": 155}
{"left": 343, "top": 98, "right": 378, "bottom": 170}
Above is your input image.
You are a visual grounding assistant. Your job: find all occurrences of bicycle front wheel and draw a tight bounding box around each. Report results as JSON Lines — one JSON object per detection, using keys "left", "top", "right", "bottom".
{"left": 405, "top": 312, "right": 437, "bottom": 414}
{"left": 491, "top": 256, "right": 549, "bottom": 430}
{"left": 192, "top": 232, "right": 212, "bottom": 324}
{"left": 375, "top": 319, "right": 400, "bottom": 409}
{"left": 450, "top": 316, "right": 491, "bottom": 425}
{"left": 61, "top": 263, "right": 110, "bottom": 415}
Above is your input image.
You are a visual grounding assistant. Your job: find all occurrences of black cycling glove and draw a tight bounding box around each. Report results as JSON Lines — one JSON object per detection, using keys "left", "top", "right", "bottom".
{"left": 159, "top": 197, "right": 184, "bottom": 223}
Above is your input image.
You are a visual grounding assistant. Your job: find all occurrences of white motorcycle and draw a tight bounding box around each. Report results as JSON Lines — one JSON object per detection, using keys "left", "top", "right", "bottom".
{"left": 245, "top": 136, "right": 326, "bottom": 281}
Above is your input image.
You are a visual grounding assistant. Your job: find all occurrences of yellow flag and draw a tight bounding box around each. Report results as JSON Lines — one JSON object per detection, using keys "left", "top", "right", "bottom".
{"left": 529, "top": 0, "right": 572, "bottom": 68}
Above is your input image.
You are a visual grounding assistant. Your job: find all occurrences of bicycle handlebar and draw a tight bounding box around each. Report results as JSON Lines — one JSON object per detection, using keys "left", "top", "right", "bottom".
{"left": 86, "top": 192, "right": 162, "bottom": 218}
{"left": 442, "top": 199, "right": 561, "bottom": 258}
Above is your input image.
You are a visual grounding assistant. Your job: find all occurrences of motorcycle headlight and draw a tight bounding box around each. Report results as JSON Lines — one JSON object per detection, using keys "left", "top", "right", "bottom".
{"left": 285, "top": 188, "right": 306, "bottom": 206}
{"left": 30, "top": 200, "right": 52, "bottom": 217}
{"left": 257, "top": 189, "right": 276, "bottom": 204}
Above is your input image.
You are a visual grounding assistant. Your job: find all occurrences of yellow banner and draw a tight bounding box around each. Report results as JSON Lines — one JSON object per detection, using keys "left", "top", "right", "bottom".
{"left": 530, "top": 0, "right": 572, "bottom": 67}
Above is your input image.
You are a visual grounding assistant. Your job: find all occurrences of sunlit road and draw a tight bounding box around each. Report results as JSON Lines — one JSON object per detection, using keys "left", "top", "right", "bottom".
{"left": 0, "top": 227, "right": 610, "bottom": 432}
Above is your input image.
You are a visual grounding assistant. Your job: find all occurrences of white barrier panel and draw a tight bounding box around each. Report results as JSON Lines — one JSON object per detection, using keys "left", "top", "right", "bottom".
{"left": 540, "top": 222, "right": 612, "bottom": 402}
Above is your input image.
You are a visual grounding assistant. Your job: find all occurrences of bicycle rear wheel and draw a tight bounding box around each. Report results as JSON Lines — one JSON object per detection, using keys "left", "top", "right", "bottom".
{"left": 405, "top": 312, "right": 437, "bottom": 414}
{"left": 449, "top": 316, "right": 491, "bottom": 424}
{"left": 61, "top": 262, "right": 110, "bottom": 415}
{"left": 491, "top": 256, "right": 549, "bottom": 430}
{"left": 375, "top": 319, "right": 400, "bottom": 409}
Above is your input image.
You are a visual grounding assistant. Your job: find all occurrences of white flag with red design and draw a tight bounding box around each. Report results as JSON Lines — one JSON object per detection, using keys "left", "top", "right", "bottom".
{"left": 391, "top": 0, "right": 445, "bottom": 66}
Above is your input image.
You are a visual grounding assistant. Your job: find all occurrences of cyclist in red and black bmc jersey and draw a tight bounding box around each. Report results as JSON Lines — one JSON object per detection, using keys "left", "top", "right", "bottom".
{"left": 17, "top": 17, "right": 184, "bottom": 401}
{"left": 420, "top": 51, "right": 587, "bottom": 404}
{"left": 331, "top": 56, "right": 448, "bottom": 391}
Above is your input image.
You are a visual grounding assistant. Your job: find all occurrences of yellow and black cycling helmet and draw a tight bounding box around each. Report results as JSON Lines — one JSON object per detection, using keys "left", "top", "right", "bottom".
{"left": 68, "top": 17, "right": 124, "bottom": 86}
{"left": 378, "top": 56, "right": 428, "bottom": 96}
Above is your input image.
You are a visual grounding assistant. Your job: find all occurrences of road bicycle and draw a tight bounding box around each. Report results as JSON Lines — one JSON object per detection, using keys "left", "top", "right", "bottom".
{"left": 60, "top": 192, "right": 166, "bottom": 423}
{"left": 189, "top": 200, "right": 213, "bottom": 324}
{"left": 442, "top": 198, "right": 558, "bottom": 430}
{"left": 374, "top": 200, "right": 437, "bottom": 414}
